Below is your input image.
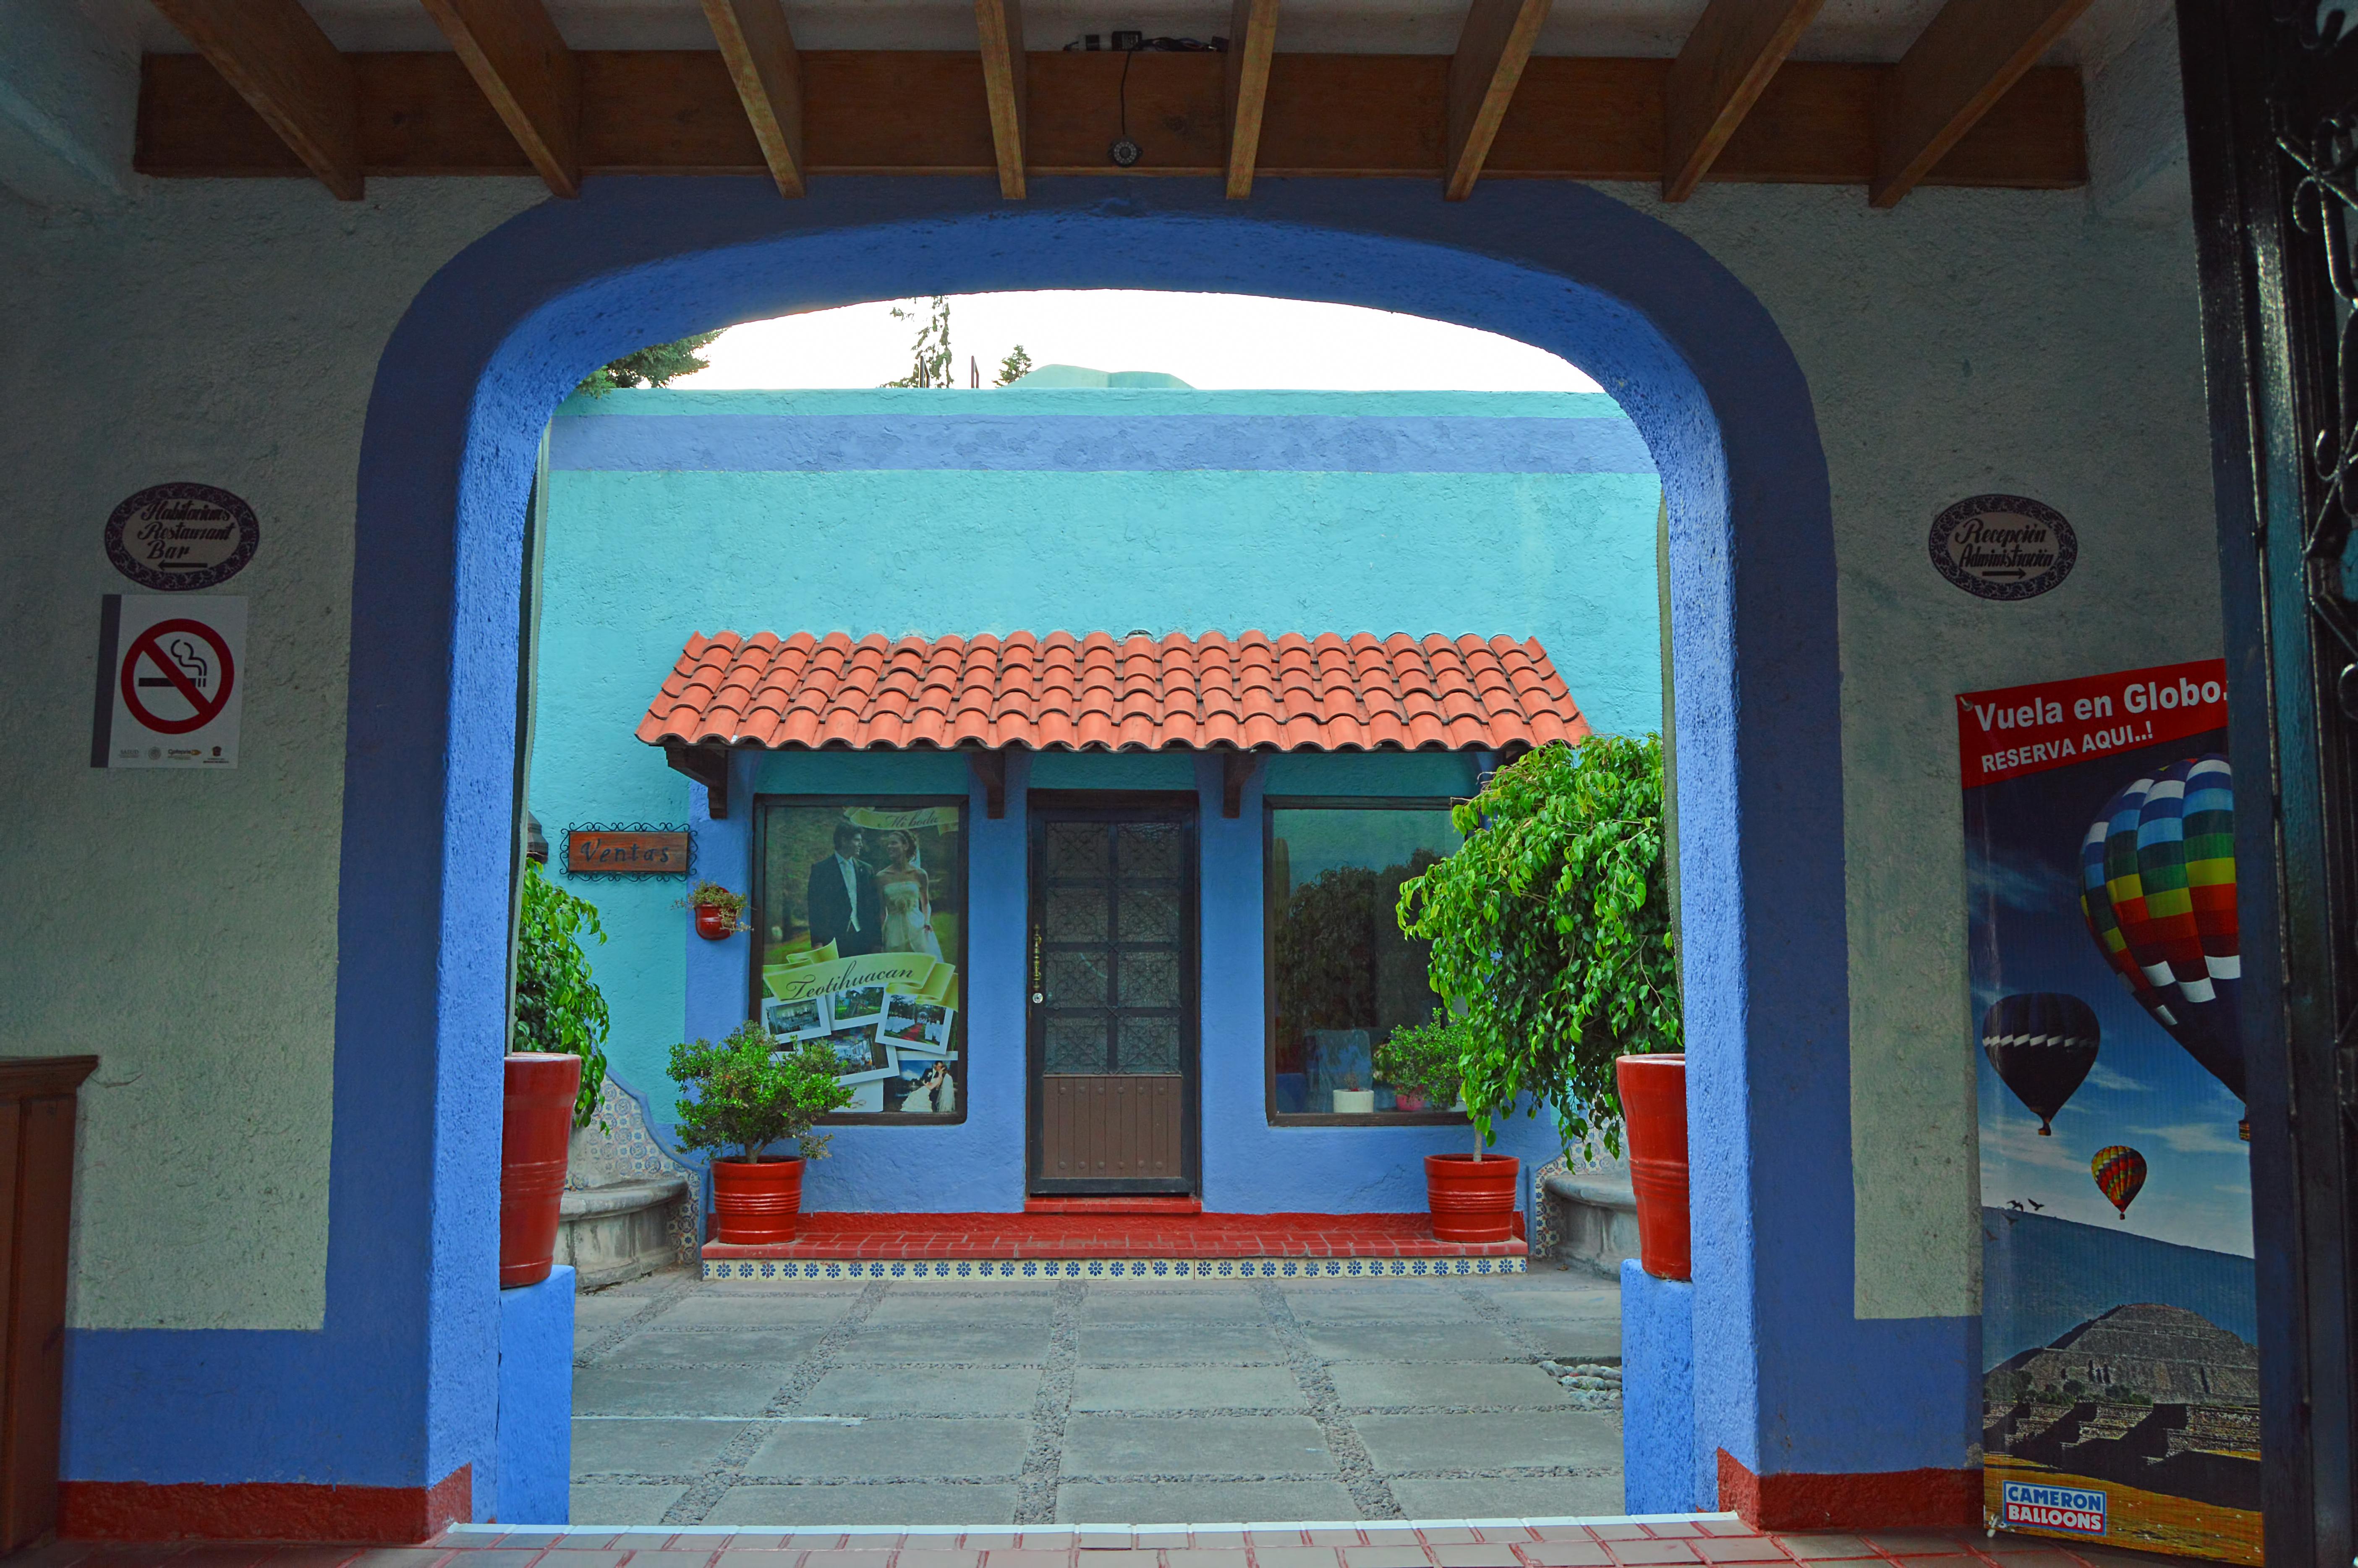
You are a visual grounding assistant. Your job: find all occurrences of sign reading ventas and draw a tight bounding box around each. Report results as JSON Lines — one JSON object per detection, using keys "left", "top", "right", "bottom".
{"left": 565, "top": 828, "right": 690, "bottom": 875}
{"left": 92, "top": 595, "right": 246, "bottom": 769}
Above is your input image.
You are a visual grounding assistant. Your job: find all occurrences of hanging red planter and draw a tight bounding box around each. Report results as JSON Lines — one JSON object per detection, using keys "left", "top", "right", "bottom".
{"left": 499, "top": 1052, "right": 581, "bottom": 1288}
{"left": 693, "top": 902, "right": 736, "bottom": 941}
{"left": 1617, "top": 1053, "right": 1690, "bottom": 1281}
{"left": 1423, "top": 1152, "right": 1521, "bottom": 1243}
{"left": 711, "top": 1157, "right": 806, "bottom": 1243}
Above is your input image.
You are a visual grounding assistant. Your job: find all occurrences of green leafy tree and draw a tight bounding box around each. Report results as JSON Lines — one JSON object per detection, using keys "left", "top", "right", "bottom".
{"left": 573, "top": 331, "right": 722, "bottom": 398}
{"left": 883, "top": 296, "right": 956, "bottom": 388}
{"left": 995, "top": 345, "right": 1034, "bottom": 385}
{"left": 669, "top": 1023, "right": 853, "bottom": 1163}
{"left": 512, "top": 861, "right": 611, "bottom": 1127}
{"left": 1396, "top": 735, "right": 1679, "bottom": 1160}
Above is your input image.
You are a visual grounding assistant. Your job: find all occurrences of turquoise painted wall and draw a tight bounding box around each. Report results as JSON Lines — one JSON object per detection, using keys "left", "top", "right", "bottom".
{"left": 529, "top": 385, "right": 1661, "bottom": 1205}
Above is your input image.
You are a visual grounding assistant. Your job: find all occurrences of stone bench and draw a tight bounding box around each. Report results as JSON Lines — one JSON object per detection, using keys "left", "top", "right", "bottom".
{"left": 559, "top": 1075, "right": 698, "bottom": 1289}
{"left": 1535, "top": 1158, "right": 1641, "bottom": 1277}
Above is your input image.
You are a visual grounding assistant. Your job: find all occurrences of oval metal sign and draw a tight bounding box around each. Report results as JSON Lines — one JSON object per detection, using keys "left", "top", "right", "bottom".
{"left": 1928, "top": 493, "right": 2076, "bottom": 602}
{"left": 105, "top": 482, "right": 260, "bottom": 591}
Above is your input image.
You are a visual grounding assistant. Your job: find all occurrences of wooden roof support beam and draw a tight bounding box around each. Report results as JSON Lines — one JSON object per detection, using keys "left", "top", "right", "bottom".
{"left": 701, "top": 0, "right": 805, "bottom": 196}
{"left": 1444, "top": 0, "right": 1553, "bottom": 199}
{"left": 1223, "top": 0, "right": 1279, "bottom": 198}
{"left": 148, "top": 0, "right": 360, "bottom": 199}
{"left": 1870, "top": 0, "right": 2094, "bottom": 207}
{"left": 975, "top": 0, "right": 1027, "bottom": 198}
{"left": 418, "top": 0, "right": 580, "bottom": 196}
{"left": 1662, "top": 0, "right": 1825, "bottom": 201}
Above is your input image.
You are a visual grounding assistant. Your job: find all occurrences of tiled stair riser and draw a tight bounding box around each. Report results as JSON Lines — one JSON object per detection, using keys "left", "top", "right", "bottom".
{"left": 700, "top": 1256, "right": 1528, "bottom": 1282}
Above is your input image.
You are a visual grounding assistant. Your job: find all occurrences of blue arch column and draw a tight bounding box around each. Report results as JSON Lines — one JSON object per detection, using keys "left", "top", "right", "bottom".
{"left": 58, "top": 177, "right": 1968, "bottom": 1536}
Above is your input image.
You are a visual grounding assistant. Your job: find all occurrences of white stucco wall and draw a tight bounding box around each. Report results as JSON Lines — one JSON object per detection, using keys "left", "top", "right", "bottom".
{"left": 0, "top": 179, "right": 538, "bottom": 1330}
{"left": 0, "top": 77, "right": 2214, "bottom": 1329}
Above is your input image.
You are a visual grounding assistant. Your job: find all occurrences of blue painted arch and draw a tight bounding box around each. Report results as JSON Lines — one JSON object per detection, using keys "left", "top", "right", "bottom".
{"left": 65, "top": 176, "right": 1952, "bottom": 1518}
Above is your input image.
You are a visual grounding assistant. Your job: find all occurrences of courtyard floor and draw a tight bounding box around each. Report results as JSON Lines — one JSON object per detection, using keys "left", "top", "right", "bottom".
{"left": 570, "top": 1265, "right": 1625, "bottom": 1528}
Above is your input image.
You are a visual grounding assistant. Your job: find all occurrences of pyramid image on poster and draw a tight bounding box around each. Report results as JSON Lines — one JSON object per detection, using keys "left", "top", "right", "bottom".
{"left": 1984, "top": 1302, "right": 2261, "bottom": 1561}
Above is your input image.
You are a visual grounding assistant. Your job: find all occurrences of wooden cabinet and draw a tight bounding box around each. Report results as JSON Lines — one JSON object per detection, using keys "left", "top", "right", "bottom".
{"left": 0, "top": 1058, "right": 95, "bottom": 1552}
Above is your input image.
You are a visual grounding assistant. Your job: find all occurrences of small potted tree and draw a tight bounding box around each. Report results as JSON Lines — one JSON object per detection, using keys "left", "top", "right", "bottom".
{"left": 670, "top": 1022, "right": 853, "bottom": 1243}
{"left": 684, "top": 880, "right": 750, "bottom": 941}
{"left": 1398, "top": 735, "right": 1681, "bottom": 1254}
{"left": 503, "top": 862, "right": 613, "bottom": 1287}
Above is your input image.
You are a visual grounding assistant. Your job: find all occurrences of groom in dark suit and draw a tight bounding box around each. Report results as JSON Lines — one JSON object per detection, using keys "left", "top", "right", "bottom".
{"left": 807, "top": 821, "right": 884, "bottom": 957}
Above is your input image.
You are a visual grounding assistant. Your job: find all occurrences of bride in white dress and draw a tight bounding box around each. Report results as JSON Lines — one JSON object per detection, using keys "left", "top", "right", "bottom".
{"left": 876, "top": 830, "right": 944, "bottom": 959}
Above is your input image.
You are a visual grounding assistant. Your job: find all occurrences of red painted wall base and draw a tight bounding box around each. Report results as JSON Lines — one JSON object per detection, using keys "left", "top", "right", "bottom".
{"left": 1717, "top": 1449, "right": 1977, "bottom": 1531}
{"left": 60, "top": 1464, "right": 470, "bottom": 1543}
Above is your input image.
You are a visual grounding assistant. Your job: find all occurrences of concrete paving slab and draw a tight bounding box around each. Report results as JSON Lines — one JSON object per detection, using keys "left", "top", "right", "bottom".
{"left": 804, "top": 1365, "right": 1046, "bottom": 1417}
{"left": 742, "top": 1417, "right": 1031, "bottom": 1480}
{"left": 835, "top": 1323, "right": 1052, "bottom": 1364}
{"left": 1383, "top": 1477, "right": 1626, "bottom": 1522}
{"left": 1325, "top": 1363, "right": 1568, "bottom": 1409}
{"left": 700, "top": 1484, "right": 1021, "bottom": 1527}
{"left": 599, "top": 1330, "right": 828, "bottom": 1366}
{"left": 574, "top": 1365, "right": 786, "bottom": 1416}
{"left": 659, "top": 1295, "right": 862, "bottom": 1328}
{"left": 576, "top": 1295, "right": 655, "bottom": 1328}
{"left": 1353, "top": 1411, "right": 1623, "bottom": 1471}
{"left": 1078, "top": 1288, "right": 1266, "bottom": 1323}
{"left": 569, "top": 1484, "right": 691, "bottom": 1525}
{"left": 1294, "top": 1324, "right": 1523, "bottom": 1364}
{"left": 1279, "top": 1290, "right": 1473, "bottom": 1322}
{"left": 572, "top": 1416, "right": 749, "bottom": 1475}
{"left": 1069, "top": 1365, "right": 1307, "bottom": 1413}
{"left": 1060, "top": 1414, "right": 1333, "bottom": 1477}
{"left": 1076, "top": 1321, "right": 1285, "bottom": 1365}
{"left": 1051, "top": 1481, "right": 1365, "bottom": 1525}
{"left": 867, "top": 1294, "right": 1056, "bottom": 1326}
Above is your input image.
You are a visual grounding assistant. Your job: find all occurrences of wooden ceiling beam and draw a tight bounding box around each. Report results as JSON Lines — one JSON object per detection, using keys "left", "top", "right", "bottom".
{"left": 974, "top": 0, "right": 1027, "bottom": 198}
{"left": 134, "top": 48, "right": 2087, "bottom": 193}
{"left": 1662, "top": 0, "right": 1825, "bottom": 201}
{"left": 1870, "top": 0, "right": 2094, "bottom": 207}
{"left": 147, "top": 0, "right": 361, "bottom": 199}
{"left": 419, "top": 0, "right": 580, "bottom": 196}
{"left": 1443, "top": 0, "right": 1553, "bottom": 199}
{"left": 1223, "top": 0, "right": 1281, "bottom": 199}
{"left": 701, "top": 0, "right": 805, "bottom": 196}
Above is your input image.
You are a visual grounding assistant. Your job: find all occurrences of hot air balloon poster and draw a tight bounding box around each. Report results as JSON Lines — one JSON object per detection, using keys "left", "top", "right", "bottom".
{"left": 1958, "top": 659, "right": 2259, "bottom": 1564}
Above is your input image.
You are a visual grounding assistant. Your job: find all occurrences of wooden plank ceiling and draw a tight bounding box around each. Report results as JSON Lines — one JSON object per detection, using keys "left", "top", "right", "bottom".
{"left": 138, "top": 0, "right": 2097, "bottom": 204}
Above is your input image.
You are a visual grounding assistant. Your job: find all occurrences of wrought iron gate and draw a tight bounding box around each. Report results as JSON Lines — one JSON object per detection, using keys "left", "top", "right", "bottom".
{"left": 2178, "top": 0, "right": 2358, "bottom": 1555}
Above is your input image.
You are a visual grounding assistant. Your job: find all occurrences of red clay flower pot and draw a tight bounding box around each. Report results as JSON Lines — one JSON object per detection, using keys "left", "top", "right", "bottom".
{"left": 693, "top": 902, "right": 736, "bottom": 941}
{"left": 1423, "top": 1152, "right": 1521, "bottom": 1243}
{"left": 1617, "top": 1053, "right": 1690, "bottom": 1281}
{"left": 711, "top": 1156, "right": 805, "bottom": 1244}
{"left": 500, "top": 1052, "right": 581, "bottom": 1288}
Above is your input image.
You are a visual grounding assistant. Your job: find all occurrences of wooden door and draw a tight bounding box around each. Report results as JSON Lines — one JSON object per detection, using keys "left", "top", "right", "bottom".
{"left": 1027, "top": 796, "right": 1197, "bottom": 1193}
{"left": 0, "top": 1058, "right": 95, "bottom": 1552}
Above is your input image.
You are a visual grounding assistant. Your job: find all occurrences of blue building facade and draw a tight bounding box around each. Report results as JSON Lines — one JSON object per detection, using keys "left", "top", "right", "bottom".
{"left": 531, "top": 383, "right": 1664, "bottom": 1215}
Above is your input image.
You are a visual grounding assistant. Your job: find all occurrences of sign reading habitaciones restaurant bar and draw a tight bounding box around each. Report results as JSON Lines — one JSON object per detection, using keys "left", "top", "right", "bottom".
{"left": 565, "top": 828, "right": 690, "bottom": 875}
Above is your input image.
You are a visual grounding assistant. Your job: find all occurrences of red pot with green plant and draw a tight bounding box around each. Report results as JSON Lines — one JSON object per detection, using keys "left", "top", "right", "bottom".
{"left": 672, "top": 1022, "right": 855, "bottom": 1244}
{"left": 504, "top": 863, "right": 613, "bottom": 1287}
{"left": 686, "top": 880, "right": 748, "bottom": 941}
{"left": 1396, "top": 736, "right": 1683, "bottom": 1252}
{"left": 1381, "top": 1012, "right": 1519, "bottom": 1240}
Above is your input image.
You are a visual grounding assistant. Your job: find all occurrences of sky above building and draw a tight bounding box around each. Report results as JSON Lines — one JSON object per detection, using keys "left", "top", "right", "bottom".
{"left": 677, "top": 290, "right": 1604, "bottom": 393}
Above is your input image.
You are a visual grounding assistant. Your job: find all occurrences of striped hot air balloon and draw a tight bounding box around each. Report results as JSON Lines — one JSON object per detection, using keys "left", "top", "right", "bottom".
{"left": 2091, "top": 1144, "right": 2147, "bottom": 1220}
{"left": 2079, "top": 755, "right": 2243, "bottom": 1103}
{"left": 1981, "top": 993, "right": 2100, "bottom": 1135}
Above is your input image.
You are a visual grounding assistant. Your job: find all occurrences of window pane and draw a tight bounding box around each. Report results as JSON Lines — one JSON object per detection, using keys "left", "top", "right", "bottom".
{"left": 1117, "top": 822, "right": 1184, "bottom": 878}
{"left": 756, "top": 799, "right": 968, "bottom": 1121}
{"left": 1119, "top": 948, "right": 1180, "bottom": 1009}
{"left": 1117, "top": 884, "right": 1182, "bottom": 943}
{"left": 1046, "top": 1016, "right": 1109, "bottom": 1074}
{"left": 1267, "top": 805, "right": 1461, "bottom": 1118}
{"left": 1117, "top": 1014, "right": 1182, "bottom": 1075}
{"left": 1047, "top": 885, "right": 1109, "bottom": 943}
{"left": 1046, "top": 823, "right": 1108, "bottom": 878}
{"left": 1045, "top": 949, "right": 1109, "bottom": 1008}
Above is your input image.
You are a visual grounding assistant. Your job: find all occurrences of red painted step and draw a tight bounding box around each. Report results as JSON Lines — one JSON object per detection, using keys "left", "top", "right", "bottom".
{"left": 1023, "top": 1195, "right": 1203, "bottom": 1216}
{"left": 700, "top": 1210, "right": 1528, "bottom": 1260}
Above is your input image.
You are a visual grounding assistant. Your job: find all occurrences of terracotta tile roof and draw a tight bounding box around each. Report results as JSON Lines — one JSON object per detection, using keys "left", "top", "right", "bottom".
{"left": 636, "top": 630, "right": 1590, "bottom": 753}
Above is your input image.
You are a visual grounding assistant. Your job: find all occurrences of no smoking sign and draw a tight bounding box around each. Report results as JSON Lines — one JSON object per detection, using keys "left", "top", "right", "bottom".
{"left": 91, "top": 596, "right": 246, "bottom": 769}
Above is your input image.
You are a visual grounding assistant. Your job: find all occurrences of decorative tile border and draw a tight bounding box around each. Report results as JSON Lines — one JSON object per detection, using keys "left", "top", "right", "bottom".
{"left": 700, "top": 1255, "right": 1526, "bottom": 1282}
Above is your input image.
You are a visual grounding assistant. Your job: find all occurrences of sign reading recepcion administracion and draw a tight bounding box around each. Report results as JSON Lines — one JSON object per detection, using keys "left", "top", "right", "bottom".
{"left": 91, "top": 595, "right": 246, "bottom": 769}
{"left": 1929, "top": 493, "right": 2077, "bottom": 601}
